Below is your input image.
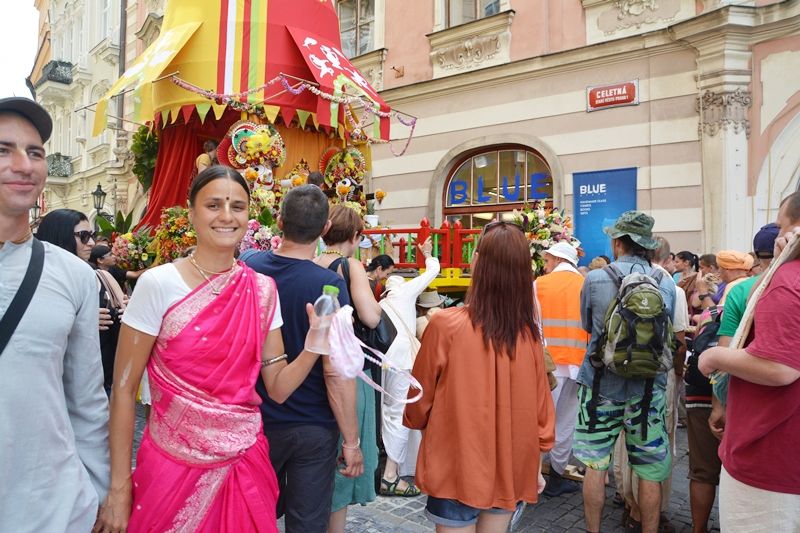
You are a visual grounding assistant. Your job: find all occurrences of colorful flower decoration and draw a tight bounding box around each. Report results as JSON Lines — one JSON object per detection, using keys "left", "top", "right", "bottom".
{"left": 240, "top": 219, "right": 282, "bottom": 253}
{"left": 217, "top": 121, "right": 286, "bottom": 189}
{"left": 284, "top": 159, "right": 311, "bottom": 188}
{"left": 512, "top": 202, "right": 581, "bottom": 275}
{"left": 374, "top": 189, "right": 386, "bottom": 203}
{"left": 323, "top": 147, "right": 366, "bottom": 187}
{"left": 152, "top": 206, "right": 197, "bottom": 264}
{"left": 110, "top": 228, "right": 153, "bottom": 271}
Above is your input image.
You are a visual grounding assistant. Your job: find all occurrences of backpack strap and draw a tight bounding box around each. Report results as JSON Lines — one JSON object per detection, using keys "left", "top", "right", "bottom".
{"left": 603, "top": 264, "right": 624, "bottom": 290}
{"left": 637, "top": 378, "right": 655, "bottom": 441}
{"left": 0, "top": 238, "right": 45, "bottom": 357}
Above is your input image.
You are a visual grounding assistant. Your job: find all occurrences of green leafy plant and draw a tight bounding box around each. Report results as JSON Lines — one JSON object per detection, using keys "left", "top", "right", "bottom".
{"left": 97, "top": 210, "right": 134, "bottom": 239}
{"left": 131, "top": 125, "right": 159, "bottom": 193}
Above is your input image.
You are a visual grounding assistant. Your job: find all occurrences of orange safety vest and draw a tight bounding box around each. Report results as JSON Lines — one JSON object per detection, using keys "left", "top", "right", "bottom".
{"left": 536, "top": 270, "right": 590, "bottom": 367}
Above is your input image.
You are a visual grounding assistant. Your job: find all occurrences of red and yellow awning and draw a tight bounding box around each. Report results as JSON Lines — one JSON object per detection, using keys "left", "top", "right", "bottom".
{"left": 93, "top": 0, "right": 390, "bottom": 138}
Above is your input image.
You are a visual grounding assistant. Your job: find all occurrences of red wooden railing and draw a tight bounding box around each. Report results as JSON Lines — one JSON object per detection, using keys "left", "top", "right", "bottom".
{"left": 359, "top": 218, "right": 481, "bottom": 269}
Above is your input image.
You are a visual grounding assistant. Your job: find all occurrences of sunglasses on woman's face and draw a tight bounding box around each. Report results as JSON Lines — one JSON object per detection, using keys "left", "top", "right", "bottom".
{"left": 74, "top": 230, "right": 96, "bottom": 244}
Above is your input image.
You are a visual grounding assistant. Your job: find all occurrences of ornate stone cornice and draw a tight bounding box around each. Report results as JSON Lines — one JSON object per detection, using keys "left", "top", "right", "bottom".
{"left": 350, "top": 48, "right": 387, "bottom": 91}
{"left": 135, "top": 12, "right": 163, "bottom": 48}
{"left": 696, "top": 88, "right": 752, "bottom": 137}
{"left": 599, "top": 0, "right": 682, "bottom": 33}
{"left": 427, "top": 10, "right": 514, "bottom": 79}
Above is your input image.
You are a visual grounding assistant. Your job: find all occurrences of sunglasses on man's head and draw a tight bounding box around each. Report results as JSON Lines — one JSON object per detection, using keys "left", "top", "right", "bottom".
{"left": 74, "top": 230, "right": 96, "bottom": 244}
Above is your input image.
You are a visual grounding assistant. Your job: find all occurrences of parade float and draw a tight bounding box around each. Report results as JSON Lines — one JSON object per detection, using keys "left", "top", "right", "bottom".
{"left": 93, "top": 0, "right": 578, "bottom": 293}
{"left": 93, "top": 0, "right": 414, "bottom": 257}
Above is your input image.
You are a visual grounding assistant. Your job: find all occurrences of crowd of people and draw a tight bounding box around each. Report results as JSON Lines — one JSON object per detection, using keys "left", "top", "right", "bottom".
{"left": 2, "top": 97, "right": 799, "bottom": 533}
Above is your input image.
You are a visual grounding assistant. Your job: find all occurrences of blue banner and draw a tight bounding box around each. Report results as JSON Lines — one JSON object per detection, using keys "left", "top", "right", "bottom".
{"left": 572, "top": 168, "right": 637, "bottom": 266}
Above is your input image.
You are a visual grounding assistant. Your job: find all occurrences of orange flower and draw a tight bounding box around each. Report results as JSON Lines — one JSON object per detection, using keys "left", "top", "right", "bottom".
{"left": 374, "top": 189, "right": 386, "bottom": 202}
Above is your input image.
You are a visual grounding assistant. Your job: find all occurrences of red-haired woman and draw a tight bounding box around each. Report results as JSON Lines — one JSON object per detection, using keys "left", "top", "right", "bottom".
{"left": 404, "top": 221, "right": 556, "bottom": 533}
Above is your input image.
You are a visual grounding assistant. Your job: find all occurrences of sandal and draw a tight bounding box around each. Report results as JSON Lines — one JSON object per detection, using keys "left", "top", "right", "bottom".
{"left": 380, "top": 476, "right": 421, "bottom": 497}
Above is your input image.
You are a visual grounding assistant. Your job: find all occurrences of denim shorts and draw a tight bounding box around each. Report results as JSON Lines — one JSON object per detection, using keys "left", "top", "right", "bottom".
{"left": 425, "top": 496, "right": 519, "bottom": 528}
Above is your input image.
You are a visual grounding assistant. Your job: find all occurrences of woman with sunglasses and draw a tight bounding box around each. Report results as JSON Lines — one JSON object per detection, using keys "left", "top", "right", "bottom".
{"left": 312, "top": 204, "right": 382, "bottom": 533}
{"left": 37, "top": 209, "right": 118, "bottom": 334}
{"left": 96, "top": 166, "right": 330, "bottom": 533}
{"left": 404, "top": 221, "right": 556, "bottom": 533}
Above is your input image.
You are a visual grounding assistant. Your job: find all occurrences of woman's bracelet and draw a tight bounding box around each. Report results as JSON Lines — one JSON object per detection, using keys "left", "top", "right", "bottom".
{"left": 341, "top": 438, "right": 361, "bottom": 450}
{"left": 262, "top": 354, "right": 288, "bottom": 367}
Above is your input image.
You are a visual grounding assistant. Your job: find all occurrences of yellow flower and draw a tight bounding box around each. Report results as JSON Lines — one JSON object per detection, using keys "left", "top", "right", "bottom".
{"left": 141, "top": 253, "right": 149, "bottom": 261}
{"left": 375, "top": 189, "right": 386, "bottom": 202}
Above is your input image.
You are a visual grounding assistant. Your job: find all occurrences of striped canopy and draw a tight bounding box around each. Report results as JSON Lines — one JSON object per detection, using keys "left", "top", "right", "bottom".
{"left": 93, "top": 0, "right": 390, "bottom": 138}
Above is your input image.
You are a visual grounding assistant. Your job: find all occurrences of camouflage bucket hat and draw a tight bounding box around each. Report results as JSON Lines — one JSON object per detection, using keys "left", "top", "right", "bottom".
{"left": 603, "top": 210, "right": 659, "bottom": 250}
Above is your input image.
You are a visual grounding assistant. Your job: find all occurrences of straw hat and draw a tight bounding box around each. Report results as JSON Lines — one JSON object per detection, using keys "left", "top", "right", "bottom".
{"left": 417, "top": 290, "right": 446, "bottom": 308}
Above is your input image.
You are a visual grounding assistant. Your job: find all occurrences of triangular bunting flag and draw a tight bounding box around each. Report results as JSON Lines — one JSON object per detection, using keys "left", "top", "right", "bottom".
{"left": 280, "top": 107, "right": 296, "bottom": 126}
{"left": 196, "top": 103, "right": 212, "bottom": 124}
{"left": 181, "top": 105, "right": 194, "bottom": 124}
{"left": 170, "top": 106, "right": 181, "bottom": 124}
{"left": 263, "top": 105, "right": 280, "bottom": 124}
{"left": 297, "top": 110, "right": 311, "bottom": 129}
{"left": 312, "top": 113, "right": 319, "bottom": 130}
{"left": 212, "top": 102, "right": 227, "bottom": 120}
{"left": 161, "top": 109, "right": 170, "bottom": 125}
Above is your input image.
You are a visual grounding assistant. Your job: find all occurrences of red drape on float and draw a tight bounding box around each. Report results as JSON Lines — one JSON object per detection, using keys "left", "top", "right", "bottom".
{"left": 138, "top": 108, "right": 339, "bottom": 230}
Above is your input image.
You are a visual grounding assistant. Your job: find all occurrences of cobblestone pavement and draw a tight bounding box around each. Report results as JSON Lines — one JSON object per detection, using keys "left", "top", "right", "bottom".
{"left": 339, "top": 427, "right": 719, "bottom": 532}
{"left": 134, "top": 406, "right": 718, "bottom": 532}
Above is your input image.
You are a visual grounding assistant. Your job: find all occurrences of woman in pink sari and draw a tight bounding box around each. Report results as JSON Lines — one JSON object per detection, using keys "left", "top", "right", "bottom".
{"left": 96, "top": 166, "right": 329, "bottom": 533}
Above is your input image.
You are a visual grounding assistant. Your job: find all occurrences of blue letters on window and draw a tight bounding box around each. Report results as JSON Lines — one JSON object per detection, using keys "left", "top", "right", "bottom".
{"left": 501, "top": 175, "right": 521, "bottom": 201}
{"left": 476, "top": 176, "right": 492, "bottom": 203}
{"left": 449, "top": 180, "right": 468, "bottom": 205}
{"left": 529, "top": 173, "right": 551, "bottom": 200}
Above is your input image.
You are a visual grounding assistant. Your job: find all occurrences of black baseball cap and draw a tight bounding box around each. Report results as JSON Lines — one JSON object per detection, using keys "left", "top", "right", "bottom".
{"left": 0, "top": 97, "right": 53, "bottom": 142}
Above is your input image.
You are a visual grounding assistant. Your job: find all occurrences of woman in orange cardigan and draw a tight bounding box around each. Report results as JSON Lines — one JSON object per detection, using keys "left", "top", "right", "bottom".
{"left": 404, "top": 221, "right": 556, "bottom": 532}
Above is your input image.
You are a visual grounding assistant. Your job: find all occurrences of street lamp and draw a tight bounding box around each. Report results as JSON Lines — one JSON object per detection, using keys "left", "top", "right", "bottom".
{"left": 30, "top": 201, "right": 40, "bottom": 221}
{"left": 92, "top": 183, "right": 107, "bottom": 231}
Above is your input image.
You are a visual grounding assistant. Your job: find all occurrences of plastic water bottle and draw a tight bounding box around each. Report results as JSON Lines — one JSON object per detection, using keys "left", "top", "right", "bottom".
{"left": 307, "top": 285, "right": 340, "bottom": 354}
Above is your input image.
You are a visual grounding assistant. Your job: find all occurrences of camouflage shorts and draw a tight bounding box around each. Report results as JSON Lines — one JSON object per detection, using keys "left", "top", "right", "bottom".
{"left": 573, "top": 385, "right": 672, "bottom": 482}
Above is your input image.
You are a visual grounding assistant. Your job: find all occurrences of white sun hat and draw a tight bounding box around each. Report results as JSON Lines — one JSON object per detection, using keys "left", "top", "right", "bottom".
{"left": 544, "top": 241, "right": 579, "bottom": 266}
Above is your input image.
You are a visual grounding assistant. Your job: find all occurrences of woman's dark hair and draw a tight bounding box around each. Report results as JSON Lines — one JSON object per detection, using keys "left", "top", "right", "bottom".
{"left": 366, "top": 254, "right": 395, "bottom": 272}
{"left": 676, "top": 250, "right": 698, "bottom": 271}
{"left": 323, "top": 204, "right": 364, "bottom": 246}
{"left": 465, "top": 224, "right": 539, "bottom": 357}
{"left": 89, "top": 244, "right": 112, "bottom": 267}
{"left": 188, "top": 165, "right": 250, "bottom": 206}
{"left": 36, "top": 208, "right": 89, "bottom": 257}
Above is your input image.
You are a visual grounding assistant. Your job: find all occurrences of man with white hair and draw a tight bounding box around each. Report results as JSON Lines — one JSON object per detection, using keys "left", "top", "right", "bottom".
{"left": 535, "top": 241, "right": 590, "bottom": 496}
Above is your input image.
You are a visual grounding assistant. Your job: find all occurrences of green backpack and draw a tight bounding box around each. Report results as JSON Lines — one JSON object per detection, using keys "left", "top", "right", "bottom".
{"left": 588, "top": 264, "right": 673, "bottom": 438}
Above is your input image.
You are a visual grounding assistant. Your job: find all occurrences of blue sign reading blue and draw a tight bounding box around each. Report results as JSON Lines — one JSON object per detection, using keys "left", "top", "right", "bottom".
{"left": 573, "top": 168, "right": 637, "bottom": 266}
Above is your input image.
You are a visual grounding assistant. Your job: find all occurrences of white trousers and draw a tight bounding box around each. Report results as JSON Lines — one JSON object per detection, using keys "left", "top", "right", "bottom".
{"left": 720, "top": 466, "right": 800, "bottom": 532}
{"left": 382, "top": 369, "right": 413, "bottom": 465}
{"left": 549, "top": 376, "right": 580, "bottom": 474}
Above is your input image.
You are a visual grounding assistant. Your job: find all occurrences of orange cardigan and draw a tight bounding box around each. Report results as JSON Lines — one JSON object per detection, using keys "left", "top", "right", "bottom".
{"left": 403, "top": 307, "right": 555, "bottom": 511}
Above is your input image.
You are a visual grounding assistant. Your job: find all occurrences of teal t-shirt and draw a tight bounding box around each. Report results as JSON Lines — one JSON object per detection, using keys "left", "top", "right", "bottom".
{"left": 714, "top": 275, "right": 760, "bottom": 403}
{"left": 717, "top": 276, "right": 759, "bottom": 338}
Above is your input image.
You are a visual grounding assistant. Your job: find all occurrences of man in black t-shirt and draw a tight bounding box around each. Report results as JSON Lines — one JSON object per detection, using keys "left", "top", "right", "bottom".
{"left": 246, "top": 185, "right": 362, "bottom": 533}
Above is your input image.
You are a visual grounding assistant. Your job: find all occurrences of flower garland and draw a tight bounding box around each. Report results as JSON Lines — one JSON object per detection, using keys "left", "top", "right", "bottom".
{"left": 512, "top": 202, "right": 581, "bottom": 275}
{"left": 171, "top": 74, "right": 417, "bottom": 156}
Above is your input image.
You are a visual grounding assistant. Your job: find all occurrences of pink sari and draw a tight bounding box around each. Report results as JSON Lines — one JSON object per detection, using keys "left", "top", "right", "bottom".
{"left": 129, "top": 264, "right": 279, "bottom": 533}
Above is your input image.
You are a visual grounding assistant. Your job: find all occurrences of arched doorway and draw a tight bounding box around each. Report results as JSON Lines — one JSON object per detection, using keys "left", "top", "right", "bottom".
{"left": 442, "top": 145, "right": 553, "bottom": 229}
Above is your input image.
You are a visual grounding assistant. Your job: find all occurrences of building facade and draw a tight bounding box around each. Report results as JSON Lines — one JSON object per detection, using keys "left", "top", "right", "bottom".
{"left": 32, "top": 0, "right": 133, "bottom": 224}
{"left": 342, "top": 0, "right": 800, "bottom": 254}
